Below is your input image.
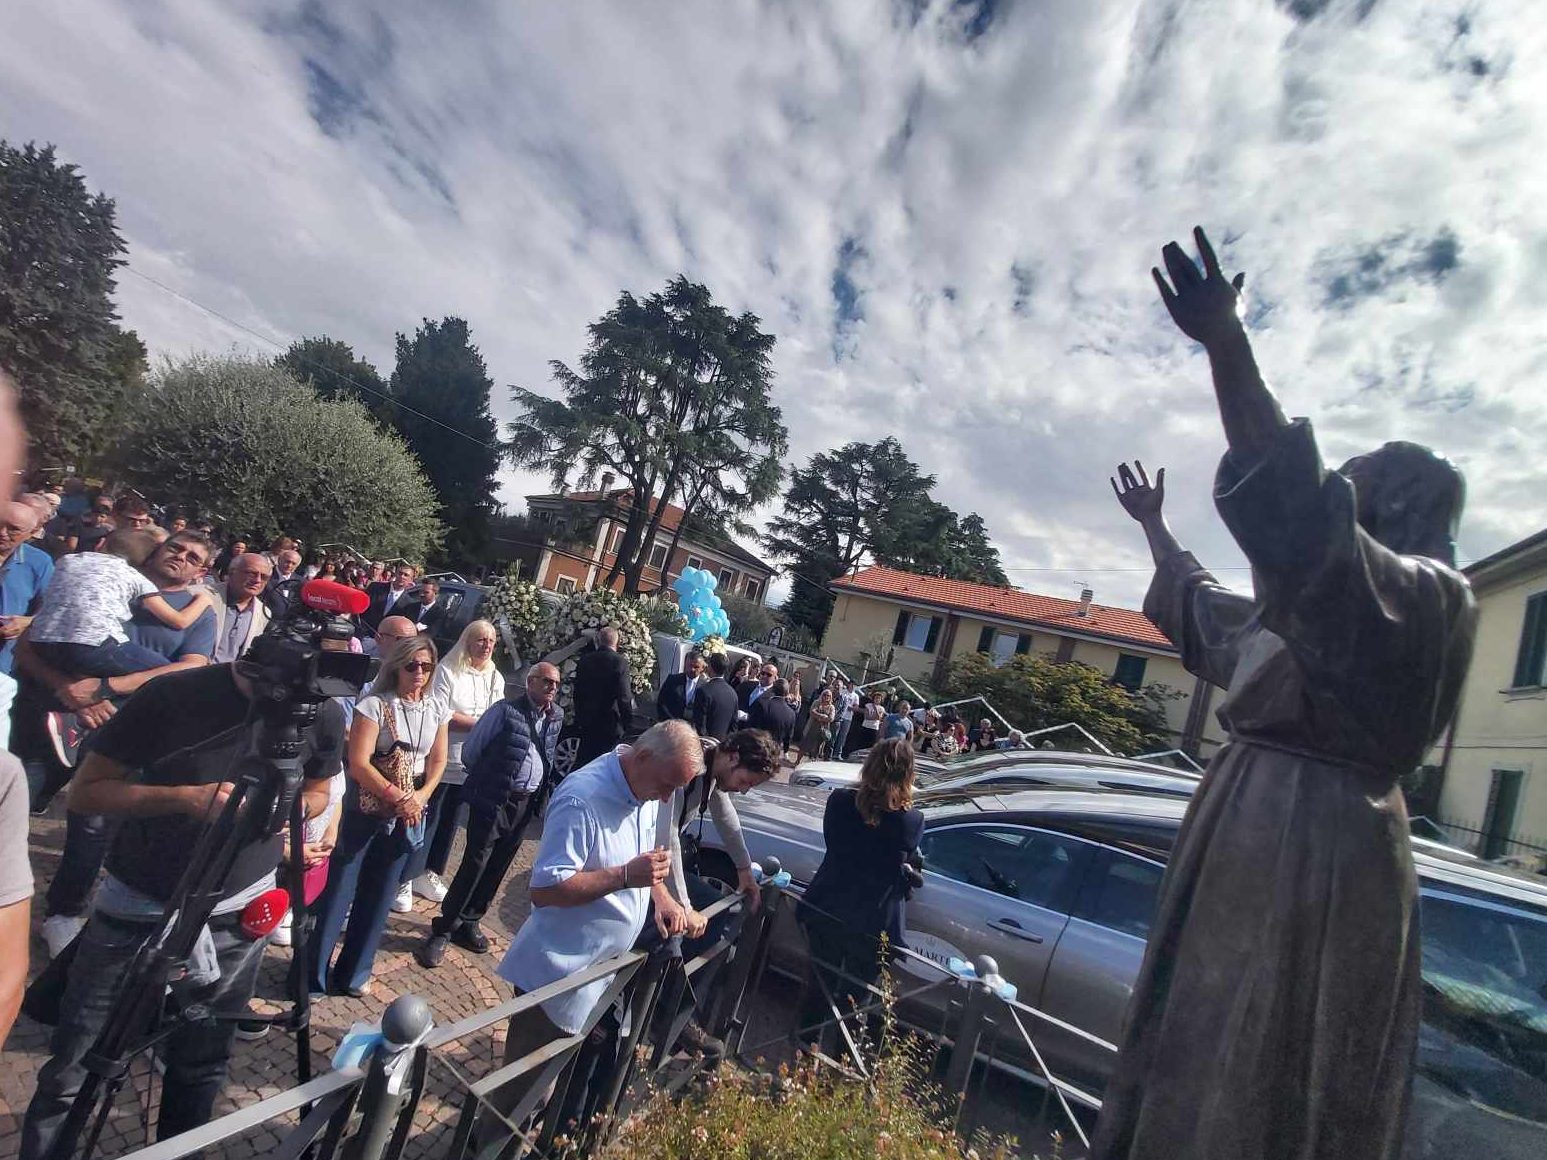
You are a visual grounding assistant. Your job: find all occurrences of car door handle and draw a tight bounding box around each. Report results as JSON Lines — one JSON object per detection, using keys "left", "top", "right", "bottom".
{"left": 988, "top": 917, "right": 1043, "bottom": 943}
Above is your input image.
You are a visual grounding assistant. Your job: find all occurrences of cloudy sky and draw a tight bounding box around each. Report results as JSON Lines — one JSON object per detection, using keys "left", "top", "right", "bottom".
{"left": 3, "top": 0, "right": 1543, "bottom": 608}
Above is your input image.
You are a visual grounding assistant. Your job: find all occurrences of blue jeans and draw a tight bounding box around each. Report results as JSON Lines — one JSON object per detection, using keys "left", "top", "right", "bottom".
{"left": 402, "top": 781, "right": 462, "bottom": 882}
{"left": 31, "top": 637, "right": 173, "bottom": 678}
{"left": 832, "top": 717, "right": 852, "bottom": 758}
{"left": 307, "top": 807, "right": 413, "bottom": 994}
{"left": 46, "top": 810, "right": 116, "bottom": 919}
{"left": 21, "top": 910, "right": 265, "bottom": 1160}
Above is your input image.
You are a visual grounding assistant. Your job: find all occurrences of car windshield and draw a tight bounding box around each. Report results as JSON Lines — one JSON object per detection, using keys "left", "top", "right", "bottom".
{"left": 1418, "top": 887, "right": 1547, "bottom": 1122}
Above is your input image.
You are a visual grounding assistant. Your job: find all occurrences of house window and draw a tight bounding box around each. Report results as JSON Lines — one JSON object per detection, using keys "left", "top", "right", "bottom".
{"left": 719, "top": 567, "right": 734, "bottom": 589}
{"left": 648, "top": 544, "right": 668, "bottom": 570}
{"left": 893, "top": 610, "right": 943, "bottom": 653}
{"left": 686, "top": 556, "right": 702, "bottom": 571}
{"left": 1113, "top": 653, "right": 1148, "bottom": 691}
{"left": 1511, "top": 592, "right": 1547, "bottom": 688}
{"left": 1480, "top": 768, "right": 1526, "bottom": 859}
{"left": 743, "top": 578, "right": 762, "bottom": 602}
{"left": 555, "top": 576, "right": 577, "bottom": 595}
{"left": 976, "top": 627, "right": 1030, "bottom": 666}
{"left": 537, "top": 510, "right": 552, "bottom": 523}
{"left": 607, "top": 526, "right": 624, "bottom": 554}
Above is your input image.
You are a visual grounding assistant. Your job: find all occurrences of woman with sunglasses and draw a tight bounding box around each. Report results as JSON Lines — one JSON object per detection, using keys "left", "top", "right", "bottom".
{"left": 402, "top": 619, "right": 503, "bottom": 905}
{"left": 307, "top": 635, "right": 450, "bottom": 997}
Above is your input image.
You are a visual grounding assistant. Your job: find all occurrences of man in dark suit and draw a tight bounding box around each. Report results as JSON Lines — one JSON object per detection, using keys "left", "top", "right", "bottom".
{"left": 749, "top": 677, "right": 797, "bottom": 756}
{"left": 656, "top": 650, "right": 705, "bottom": 722}
{"left": 691, "top": 652, "right": 741, "bottom": 743}
{"left": 359, "top": 562, "right": 418, "bottom": 637}
{"left": 571, "top": 625, "right": 634, "bottom": 767}
{"left": 738, "top": 659, "right": 778, "bottom": 713}
{"left": 396, "top": 578, "right": 447, "bottom": 638}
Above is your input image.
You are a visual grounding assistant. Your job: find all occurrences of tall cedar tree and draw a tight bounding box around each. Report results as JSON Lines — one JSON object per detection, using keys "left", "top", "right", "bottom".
{"left": 390, "top": 318, "right": 501, "bottom": 569}
{"left": 276, "top": 336, "right": 394, "bottom": 426}
{"left": 765, "top": 438, "right": 1007, "bottom": 636}
{"left": 0, "top": 141, "right": 145, "bottom": 471}
{"left": 509, "top": 276, "right": 787, "bottom": 594}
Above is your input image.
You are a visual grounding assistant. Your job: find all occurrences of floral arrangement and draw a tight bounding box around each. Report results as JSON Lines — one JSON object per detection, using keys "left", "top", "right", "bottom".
{"left": 637, "top": 591, "right": 690, "bottom": 639}
{"left": 480, "top": 573, "right": 547, "bottom": 668}
{"left": 697, "top": 634, "right": 728, "bottom": 658}
{"left": 534, "top": 587, "right": 659, "bottom": 696}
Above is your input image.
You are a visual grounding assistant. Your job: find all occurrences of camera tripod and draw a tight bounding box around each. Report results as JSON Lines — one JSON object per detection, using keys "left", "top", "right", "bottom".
{"left": 45, "top": 694, "right": 323, "bottom": 1160}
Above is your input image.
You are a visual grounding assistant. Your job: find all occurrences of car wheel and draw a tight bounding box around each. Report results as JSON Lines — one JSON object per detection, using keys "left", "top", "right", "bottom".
{"left": 554, "top": 735, "right": 580, "bottom": 777}
{"left": 695, "top": 849, "right": 737, "bottom": 895}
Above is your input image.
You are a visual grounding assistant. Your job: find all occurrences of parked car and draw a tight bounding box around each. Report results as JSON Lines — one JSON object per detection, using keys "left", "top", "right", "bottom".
{"left": 693, "top": 782, "right": 1547, "bottom": 1158}
{"left": 792, "top": 748, "right": 1201, "bottom": 799}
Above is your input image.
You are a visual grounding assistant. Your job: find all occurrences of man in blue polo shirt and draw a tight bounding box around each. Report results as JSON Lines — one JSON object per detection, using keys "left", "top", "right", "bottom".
{"left": 494, "top": 719, "right": 699, "bottom": 1110}
{"left": 0, "top": 498, "right": 52, "bottom": 750}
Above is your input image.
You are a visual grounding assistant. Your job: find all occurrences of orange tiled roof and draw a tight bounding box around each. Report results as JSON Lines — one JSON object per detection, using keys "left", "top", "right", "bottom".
{"left": 831, "top": 565, "right": 1175, "bottom": 651}
{"left": 526, "top": 488, "right": 772, "bottom": 574}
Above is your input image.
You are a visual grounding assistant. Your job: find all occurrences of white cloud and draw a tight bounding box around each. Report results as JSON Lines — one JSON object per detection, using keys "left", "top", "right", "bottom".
{"left": 2, "top": 0, "right": 1544, "bottom": 608}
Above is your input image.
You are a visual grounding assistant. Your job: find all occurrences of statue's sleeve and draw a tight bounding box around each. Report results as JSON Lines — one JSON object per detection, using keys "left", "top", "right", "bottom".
{"left": 1213, "top": 420, "right": 1475, "bottom": 758}
{"left": 1143, "top": 549, "right": 1255, "bottom": 691}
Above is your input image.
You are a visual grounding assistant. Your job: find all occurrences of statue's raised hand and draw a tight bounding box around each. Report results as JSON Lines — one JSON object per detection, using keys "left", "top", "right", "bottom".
{"left": 1111, "top": 461, "right": 1165, "bottom": 522}
{"left": 1153, "top": 227, "right": 1247, "bottom": 347}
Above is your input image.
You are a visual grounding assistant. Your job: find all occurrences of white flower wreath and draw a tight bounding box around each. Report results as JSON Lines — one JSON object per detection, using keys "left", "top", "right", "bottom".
{"left": 534, "top": 587, "right": 659, "bottom": 697}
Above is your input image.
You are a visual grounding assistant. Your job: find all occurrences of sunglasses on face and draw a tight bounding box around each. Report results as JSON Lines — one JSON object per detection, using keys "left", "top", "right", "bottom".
{"left": 403, "top": 661, "right": 435, "bottom": 673}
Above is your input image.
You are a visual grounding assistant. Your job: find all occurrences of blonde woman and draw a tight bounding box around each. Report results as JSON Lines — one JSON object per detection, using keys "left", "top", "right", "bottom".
{"left": 404, "top": 620, "right": 503, "bottom": 904}
{"left": 795, "top": 738, "right": 924, "bottom": 1045}
{"left": 307, "top": 635, "right": 450, "bottom": 998}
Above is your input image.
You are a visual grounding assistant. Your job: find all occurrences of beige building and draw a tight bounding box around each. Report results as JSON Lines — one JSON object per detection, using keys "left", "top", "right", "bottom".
{"left": 820, "top": 566, "right": 1226, "bottom": 758}
{"left": 1436, "top": 528, "right": 1547, "bottom": 858}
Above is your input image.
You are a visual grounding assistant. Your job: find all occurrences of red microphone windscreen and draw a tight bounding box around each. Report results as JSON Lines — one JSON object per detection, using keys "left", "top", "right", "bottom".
{"left": 300, "top": 579, "right": 370, "bottom": 616}
{"left": 240, "top": 887, "right": 293, "bottom": 939}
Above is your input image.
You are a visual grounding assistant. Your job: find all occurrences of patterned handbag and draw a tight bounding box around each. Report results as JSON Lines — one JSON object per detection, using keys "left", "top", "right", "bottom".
{"left": 356, "top": 700, "right": 414, "bottom": 818}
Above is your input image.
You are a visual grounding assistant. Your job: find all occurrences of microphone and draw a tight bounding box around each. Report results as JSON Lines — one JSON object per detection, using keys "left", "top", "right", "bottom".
{"left": 299, "top": 578, "right": 370, "bottom": 616}
{"left": 239, "top": 887, "right": 293, "bottom": 939}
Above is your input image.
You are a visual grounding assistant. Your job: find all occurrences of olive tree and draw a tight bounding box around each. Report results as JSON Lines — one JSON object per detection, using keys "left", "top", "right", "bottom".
{"left": 112, "top": 355, "right": 441, "bottom": 560}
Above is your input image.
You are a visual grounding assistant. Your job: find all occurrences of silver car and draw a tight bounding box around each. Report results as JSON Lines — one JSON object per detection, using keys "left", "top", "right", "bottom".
{"left": 691, "top": 782, "right": 1547, "bottom": 1158}
{"left": 789, "top": 748, "right": 1202, "bottom": 800}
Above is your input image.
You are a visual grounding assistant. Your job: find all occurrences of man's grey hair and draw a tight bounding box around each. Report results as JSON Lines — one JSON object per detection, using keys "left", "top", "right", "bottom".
{"left": 631, "top": 719, "right": 701, "bottom": 767}
{"left": 597, "top": 625, "right": 620, "bottom": 649}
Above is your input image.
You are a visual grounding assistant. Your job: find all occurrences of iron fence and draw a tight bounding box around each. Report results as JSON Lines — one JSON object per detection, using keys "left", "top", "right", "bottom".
{"left": 109, "top": 860, "right": 1114, "bottom": 1160}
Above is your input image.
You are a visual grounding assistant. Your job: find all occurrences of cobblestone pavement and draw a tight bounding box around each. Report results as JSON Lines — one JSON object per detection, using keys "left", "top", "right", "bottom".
{"left": 1, "top": 800, "right": 550, "bottom": 1159}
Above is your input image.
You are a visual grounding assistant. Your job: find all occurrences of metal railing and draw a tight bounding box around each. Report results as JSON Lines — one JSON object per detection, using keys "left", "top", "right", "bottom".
{"left": 113, "top": 860, "right": 1115, "bottom": 1159}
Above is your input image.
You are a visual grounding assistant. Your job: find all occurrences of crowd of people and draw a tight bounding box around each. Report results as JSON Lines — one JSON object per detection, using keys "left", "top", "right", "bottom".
{"left": 0, "top": 458, "right": 962, "bottom": 1156}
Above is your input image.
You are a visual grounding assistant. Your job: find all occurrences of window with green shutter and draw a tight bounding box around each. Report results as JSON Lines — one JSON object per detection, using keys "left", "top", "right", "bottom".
{"left": 1512, "top": 592, "right": 1547, "bottom": 688}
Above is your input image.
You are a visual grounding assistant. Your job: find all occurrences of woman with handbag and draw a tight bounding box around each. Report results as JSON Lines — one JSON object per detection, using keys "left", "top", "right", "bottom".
{"left": 794, "top": 687, "right": 836, "bottom": 765}
{"left": 402, "top": 619, "right": 503, "bottom": 906}
{"left": 307, "top": 635, "right": 451, "bottom": 998}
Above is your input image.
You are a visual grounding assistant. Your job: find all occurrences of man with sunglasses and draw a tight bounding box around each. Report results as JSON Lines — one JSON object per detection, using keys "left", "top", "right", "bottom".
{"left": 14, "top": 532, "right": 219, "bottom": 954}
{"left": 415, "top": 661, "right": 563, "bottom": 967}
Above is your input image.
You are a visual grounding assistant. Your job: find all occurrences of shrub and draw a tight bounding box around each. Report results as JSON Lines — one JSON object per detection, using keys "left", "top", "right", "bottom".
{"left": 599, "top": 1038, "right": 1021, "bottom": 1160}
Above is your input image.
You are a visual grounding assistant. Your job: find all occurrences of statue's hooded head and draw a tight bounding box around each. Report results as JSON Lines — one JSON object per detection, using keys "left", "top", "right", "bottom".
{"left": 1338, "top": 442, "right": 1464, "bottom": 568}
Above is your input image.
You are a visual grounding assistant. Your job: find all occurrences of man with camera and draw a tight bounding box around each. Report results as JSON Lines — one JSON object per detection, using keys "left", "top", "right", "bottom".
{"left": 20, "top": 654, "right": 346, "bottom": 1159}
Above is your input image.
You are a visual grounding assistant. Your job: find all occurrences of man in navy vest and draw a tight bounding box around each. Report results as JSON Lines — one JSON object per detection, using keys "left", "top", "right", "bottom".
{"left": 416, "top": 661, "right": 563, "bottom": 967}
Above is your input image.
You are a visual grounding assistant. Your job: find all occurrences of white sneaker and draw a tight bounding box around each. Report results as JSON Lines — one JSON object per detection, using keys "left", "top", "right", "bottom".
{"left": 43, "top": 913, "right": 85, "bottom": 958}
{"left": 413, "top": 872, "right": 448, "bottom": 903}
{"left": 391, "top": 882, "right": 414, "bottom": 913}
{"left": 270, "top": 911, "right": 293, "bottom": 947}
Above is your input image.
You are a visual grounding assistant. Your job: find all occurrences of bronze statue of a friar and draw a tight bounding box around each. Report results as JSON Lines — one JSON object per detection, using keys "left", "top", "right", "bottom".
{"left": 1092, "top": 228, "right": 1477, "bottom": 1160}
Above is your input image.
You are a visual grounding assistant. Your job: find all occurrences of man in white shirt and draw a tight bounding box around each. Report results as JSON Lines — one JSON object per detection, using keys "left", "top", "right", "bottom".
{"left": 832, "top": 679, "right": 860, "bottom": 759}
{"left": 494, "top": 720, "right": 700, "bottom": 1107}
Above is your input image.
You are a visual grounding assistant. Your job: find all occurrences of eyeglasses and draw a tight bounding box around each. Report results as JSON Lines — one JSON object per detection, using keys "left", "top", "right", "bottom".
{"left": 161, "top": 547, "right": 208, "bottom": 564}
{"left": 403, "top": 661, "right": 435, "bottom": 673}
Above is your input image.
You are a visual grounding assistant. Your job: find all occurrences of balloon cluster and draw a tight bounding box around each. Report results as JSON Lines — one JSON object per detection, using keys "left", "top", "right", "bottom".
{"left": 672, "top": 565, "right": 730, "bottom": 642}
